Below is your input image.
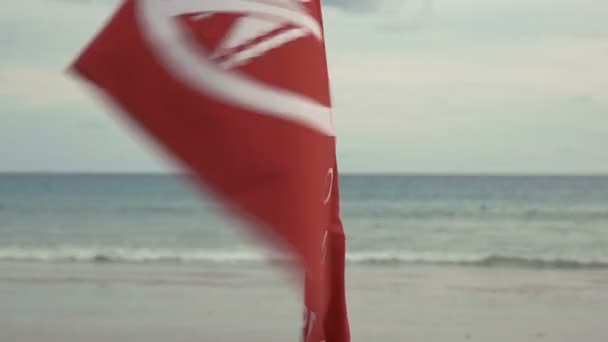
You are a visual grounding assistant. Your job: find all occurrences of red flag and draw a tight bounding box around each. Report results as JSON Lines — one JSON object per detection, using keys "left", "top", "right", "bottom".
{"left": 303, "top": 160, "right": 350, "bottom": 342}
{"left": 69, "top": 0, "right": 349, "bottom": 340}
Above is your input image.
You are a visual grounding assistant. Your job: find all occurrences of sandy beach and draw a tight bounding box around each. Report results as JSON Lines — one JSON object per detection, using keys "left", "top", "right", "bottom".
{"left": 2, "top": 261, "right": 607, "bottom": 342}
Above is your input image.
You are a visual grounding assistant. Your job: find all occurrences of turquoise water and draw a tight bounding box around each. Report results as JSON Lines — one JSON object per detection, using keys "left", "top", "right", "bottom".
{"left": 1, "top": 174, "right": 607, "bottom": 268}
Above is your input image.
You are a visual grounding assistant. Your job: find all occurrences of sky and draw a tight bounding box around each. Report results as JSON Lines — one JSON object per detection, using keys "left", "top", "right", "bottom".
{"left": 1, "top": 0, "right": 607, "bottom": 174}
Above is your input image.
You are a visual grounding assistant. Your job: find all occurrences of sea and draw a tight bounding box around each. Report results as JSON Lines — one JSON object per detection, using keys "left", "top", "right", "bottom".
{"left": 1, "top": 173, "right": 608, "bottom": 269}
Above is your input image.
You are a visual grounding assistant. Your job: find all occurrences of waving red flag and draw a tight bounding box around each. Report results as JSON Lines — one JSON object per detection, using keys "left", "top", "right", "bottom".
{"left": 70, "top": 0, "right": 349, "bottom": 341}
{"left": 303, "top": 160, "right": 350, "bottom": 342}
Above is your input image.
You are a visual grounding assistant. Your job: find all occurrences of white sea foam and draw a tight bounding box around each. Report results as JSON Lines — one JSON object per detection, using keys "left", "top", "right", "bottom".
{"left": 1, "top": 247, "right": 607, "bottom": 269}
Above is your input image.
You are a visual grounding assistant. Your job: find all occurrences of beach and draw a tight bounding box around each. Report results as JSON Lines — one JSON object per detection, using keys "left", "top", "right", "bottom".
{"left": 2, "top": 174, "right": 608, "bottom": 341}
{"left": 2, "top": 261, "right": 608, "bottom": 342}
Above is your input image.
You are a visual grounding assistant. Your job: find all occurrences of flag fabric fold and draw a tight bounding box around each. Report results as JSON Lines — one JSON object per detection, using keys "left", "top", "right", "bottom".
{"left": 69, "top": 1, "right": 349, "bottom": 341}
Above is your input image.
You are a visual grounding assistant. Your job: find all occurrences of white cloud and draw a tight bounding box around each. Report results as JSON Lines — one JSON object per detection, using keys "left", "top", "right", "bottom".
{"left": 329, "top": 35, "right": 608, "bottom": 105}
{"left": 0, "top": 64, "right": 86, "bottom": 109}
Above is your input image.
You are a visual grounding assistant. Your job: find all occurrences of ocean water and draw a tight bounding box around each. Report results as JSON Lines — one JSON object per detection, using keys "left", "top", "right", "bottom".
{"left": 1, "top": 174, "right": 607, "bottom": 268}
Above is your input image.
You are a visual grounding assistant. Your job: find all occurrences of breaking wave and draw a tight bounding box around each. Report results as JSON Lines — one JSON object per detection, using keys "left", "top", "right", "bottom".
{"left": 0, "top": 247, "right": 271, "bottom": 264}
{"left": 1, "top": 247, "right": 607, "bottom": 270}
{"left": 346, "top": 252, "right": 608, "bottom": 269}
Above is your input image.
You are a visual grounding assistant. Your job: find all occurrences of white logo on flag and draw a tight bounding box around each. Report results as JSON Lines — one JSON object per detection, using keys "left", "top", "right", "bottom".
{"left": 137, "top": 0, "right": 335, "bottom": 136}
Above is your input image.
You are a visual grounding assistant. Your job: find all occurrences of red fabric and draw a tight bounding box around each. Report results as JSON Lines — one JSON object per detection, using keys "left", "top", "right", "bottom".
{"left": 303, "top": 159, "right": 350, "bottom": 342}
{"left": 69, "top": 1, "right": 349, "bottom": 340}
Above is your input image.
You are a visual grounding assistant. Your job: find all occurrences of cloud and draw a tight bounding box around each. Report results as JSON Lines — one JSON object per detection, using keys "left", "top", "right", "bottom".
{"left": 323, "top": 0, "right": 380, "bottom": 12}
{"left": 0, "top": 64, "right": 86, "bottom": 109}
{"left": 324, "top": 0, "right": 608, "bottom": 37}
{"left": 329, "top": 35, "right": 608, "bottom": 101}
{"left": 323, "top": 0, "right": 435, "bottom": 31}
